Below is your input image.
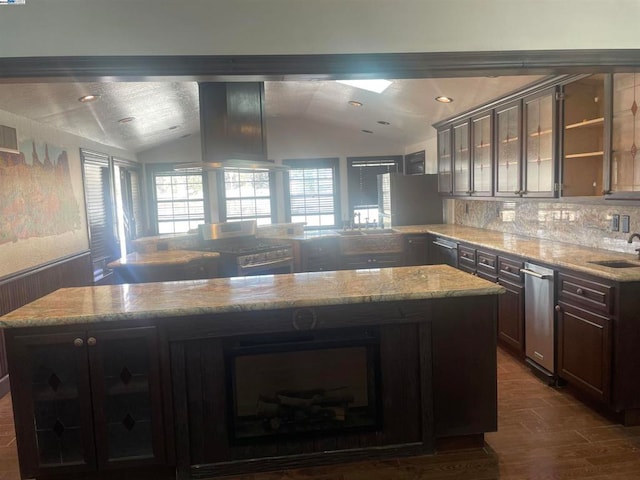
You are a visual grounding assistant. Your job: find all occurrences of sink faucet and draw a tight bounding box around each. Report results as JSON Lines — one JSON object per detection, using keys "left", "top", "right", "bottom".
{"left": 628, "top": 233, "right": 640, "bottom": 259}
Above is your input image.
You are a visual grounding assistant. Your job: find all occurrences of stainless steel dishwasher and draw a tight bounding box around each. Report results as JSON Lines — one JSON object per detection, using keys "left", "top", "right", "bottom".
{"left": 521, "top": 262, "right": 556, "bottom": 381}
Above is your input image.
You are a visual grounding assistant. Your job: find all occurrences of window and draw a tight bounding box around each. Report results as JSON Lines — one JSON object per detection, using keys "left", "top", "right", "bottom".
{"left": 221, "top": 169, "right": 273, "bottom": 225}
{"left": 152, "top": 170, "right": 205, "bottom": 234}
{"left": 283, "top": 158, "right": 340, "bottom": 229}
{"left": 81, "top": 149, "right": 119, "bottom": 283}
{"left": 347, "top": 156, "right": 403, "bottom": 226}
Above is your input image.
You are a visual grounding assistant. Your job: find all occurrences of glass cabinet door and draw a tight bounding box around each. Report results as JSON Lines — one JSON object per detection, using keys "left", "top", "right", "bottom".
{"left": 452, "top": 120, "right": 471, "bottom": 195}
{"left": 472, "top": 112, "right": 493, "bottom": 196}
{"left": 562, "top": 74, "right": 607, "bottom": 197}
{"left": 523, "top": 89, "right": 556, "bottom": 196}
{"left": 495, "top": 101, "right": 522, "bottom": 196}
{"left": 610, "top": 72, "right": 640, "bottom": 196}
{"left": 437, "top": 127, "right": 452, "bottom": 195}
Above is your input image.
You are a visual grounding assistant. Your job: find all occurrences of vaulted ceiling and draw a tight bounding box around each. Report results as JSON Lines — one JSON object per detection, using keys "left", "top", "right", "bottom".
{"left": 0, "top": 76, "right": 544, "bottom": 153}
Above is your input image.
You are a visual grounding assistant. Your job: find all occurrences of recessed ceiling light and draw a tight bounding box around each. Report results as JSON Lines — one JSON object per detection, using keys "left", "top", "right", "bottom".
{"left": 78, "top": 94, "right": 99, "bottom": 103}
{"left": 377, "top": 120, "right": 391, "bottom": 125}
{"left": 180, "top": 134, "right": 191, "bottom": 139}
{"left": 169, "top": 125, "right": 179, "bottom": 130}
{"left": 337, "top": 79, "right": 393, "bottom": 94}
{"left": 348, "top": 100, "right": 363, "bottom": 107}
{"left": 118, "top": 116, "right": 135, "bottom": 124}
{"left": 362, "top": 129, "right": 373, "bottom": 134}
{"left": 435, "top": 96, "right": 454, "bottom": 103}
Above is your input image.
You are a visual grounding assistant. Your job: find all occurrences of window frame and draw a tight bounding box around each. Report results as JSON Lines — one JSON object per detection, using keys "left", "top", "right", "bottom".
{"left": 283, "top": 157, "right": 341, "bottom": 230}
{"left": 217, "top": 168, "right": 277, "bottom": 224}
{"left": 146, "top": 163, "right": 208, "bottom": 235}
{"left": 346, "top": 155, "right": 403, "bottom": 225}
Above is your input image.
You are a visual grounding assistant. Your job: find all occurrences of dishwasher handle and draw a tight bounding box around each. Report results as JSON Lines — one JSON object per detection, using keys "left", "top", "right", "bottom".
{"left": 520, "top": 268, "right": 552, "bottom": 280}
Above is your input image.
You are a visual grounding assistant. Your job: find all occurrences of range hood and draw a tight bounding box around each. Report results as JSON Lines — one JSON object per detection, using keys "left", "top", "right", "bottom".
{"left": 177, "top": 82, "right": 287, "bottom": 172}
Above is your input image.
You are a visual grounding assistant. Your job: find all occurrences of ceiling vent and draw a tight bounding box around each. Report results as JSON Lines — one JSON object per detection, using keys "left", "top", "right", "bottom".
{"left": 0, "top": 125, "right": 19, "bottom": 154}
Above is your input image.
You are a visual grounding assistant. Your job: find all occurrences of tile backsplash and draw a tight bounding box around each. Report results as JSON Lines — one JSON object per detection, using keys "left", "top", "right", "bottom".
{"left": 454, "top": 199, "right": 640, "bottom": 255}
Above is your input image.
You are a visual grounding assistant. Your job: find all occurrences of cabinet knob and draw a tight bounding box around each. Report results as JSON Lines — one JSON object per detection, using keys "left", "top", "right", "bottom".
{"left": 504, "top": 266, "right": 511, "bottom": 272}
{"left": 87, "top": 337, "right": 97, "bottom": 347}
{"left": 73, "top": 338, "right": 84, "bottom": 348}
{"left": 555, "top": 305, "right": 562, "bottom": 312}
{"left": 576, "top": 288, "right": 584, "bottom": 295}
{"left": 481, "top": 259, "right": 488, "bottom": 264}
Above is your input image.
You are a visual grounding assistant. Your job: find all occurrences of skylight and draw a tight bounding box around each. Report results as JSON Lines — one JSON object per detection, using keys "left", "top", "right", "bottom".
{"left": 336, "top": 79, "right": 392, "bottom": 94}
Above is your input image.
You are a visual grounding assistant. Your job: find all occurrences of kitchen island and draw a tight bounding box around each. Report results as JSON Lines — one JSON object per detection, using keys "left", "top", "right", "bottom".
{"left": 0, "top": 265, "right": 503, "bottom": 480}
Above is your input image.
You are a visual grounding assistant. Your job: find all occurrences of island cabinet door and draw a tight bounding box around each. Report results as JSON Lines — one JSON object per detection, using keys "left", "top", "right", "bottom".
{"left": 86, "top": 326, "right": 166, "bottom": 469}
{"left": 7, "top": 330, "right": 97, "bottom": 478}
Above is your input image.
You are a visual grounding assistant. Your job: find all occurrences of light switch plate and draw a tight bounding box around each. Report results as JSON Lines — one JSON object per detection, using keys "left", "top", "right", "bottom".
{"left": 612, "top": 214, "right": 620, "bottom": 232}
{"left": 622, "top": 215, "right": 630, "bottom": 233}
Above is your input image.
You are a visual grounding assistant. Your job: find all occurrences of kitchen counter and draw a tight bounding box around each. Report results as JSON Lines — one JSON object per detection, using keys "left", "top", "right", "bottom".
{"left": 107, "top": 249, "right": 219, "bottom": 268}
{"left": 0, "top": 265, "right": 503, "bottom": 328}
{"left": 392, "top": 224, "right": 640, "bottom": 281}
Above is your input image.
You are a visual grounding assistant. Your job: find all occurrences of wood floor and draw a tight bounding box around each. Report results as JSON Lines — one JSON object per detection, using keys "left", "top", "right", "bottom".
{"left": 2, "top": 348, "right": 640, "bottom": 480}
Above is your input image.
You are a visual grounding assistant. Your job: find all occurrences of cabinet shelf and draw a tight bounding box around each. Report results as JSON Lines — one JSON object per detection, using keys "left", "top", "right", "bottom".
{"left": 565, "top": 151, "right": 604, "bottom": 159}
{"left": 527, "top": 157, "right": 553, "bottom": 163}
{"left": 529, "top": 128, "right": 552, "bottom": 137}
{"left": 565, "top": 117, "right": 604, "bottom": 130}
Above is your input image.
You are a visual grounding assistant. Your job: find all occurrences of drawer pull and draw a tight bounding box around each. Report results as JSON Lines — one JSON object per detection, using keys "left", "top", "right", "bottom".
{"left": 481, "top": 259, "right": 488, "bottom": 264}
{"left": 555, "top": 305, "right": 562, "bottom": 312}
{"left": 73, "top": 338, "right": 84, "bottom": 348}
{"left": 576, "top": 288, "right": 584, "bottom": 295}
{"left": 504, "top": 266, "right": 511, "bottom": 272}
{"left": 87, "top": 337, "right": 97, "bottom": 347}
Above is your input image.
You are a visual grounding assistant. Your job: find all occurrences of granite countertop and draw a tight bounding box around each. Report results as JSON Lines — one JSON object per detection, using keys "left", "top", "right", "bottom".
{"left": 0, "top": 265, "right": 504, "bottom": 328}
{"left": 107, "top": 250, "right": 219, "bottom": 268}
{"left": 392, "top": 224, "right": 640, "bottom": 282}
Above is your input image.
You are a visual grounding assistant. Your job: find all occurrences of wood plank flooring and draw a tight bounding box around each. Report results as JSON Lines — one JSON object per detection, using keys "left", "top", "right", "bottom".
{"left": 1, "top": 348, "right": 640, "bottom": 479}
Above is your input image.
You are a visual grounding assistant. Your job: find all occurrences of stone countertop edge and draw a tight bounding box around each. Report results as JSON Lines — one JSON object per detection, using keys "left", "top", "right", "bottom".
{"left": 107, "top": 250, "right": 220, "bottom": 268}
{"left": 0, "top": 266, "right": 504, "bottom": 329}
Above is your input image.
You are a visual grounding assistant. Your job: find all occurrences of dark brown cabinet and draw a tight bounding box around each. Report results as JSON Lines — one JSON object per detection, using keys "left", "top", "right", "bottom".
{"left": 0, "top": 330, "right": 8, "bottom": 398}
{"left": 556, "top": 271, "right": 614, "bottom": 403}
{"left": 556, "top": 302, "right": 611, "bottom": 402}
{"left": 496, "top": 256, "right": 525, "bottom": 356}
{"left": 297, "top": 238, "right": 339, "bottom": 272}
{"left": 112, "top": 258, "right": 218, "bottom": 284}
{"left": 341, "top": 253, "right": 402, "bottom": 270}
{"left": 7, "top": 326, "right": 166, "bottom": 478}
{"left": 457, "top": 244, "right": 476, "bottom": 274}
{"left": 404, "top": 235, "right": 430, "bottom": 266}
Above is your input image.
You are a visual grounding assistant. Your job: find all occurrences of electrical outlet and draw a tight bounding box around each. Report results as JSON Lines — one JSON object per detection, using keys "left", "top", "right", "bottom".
{"left": 622, "top": 215, "right": 630, "bottom": 233}
{"left": 612, "top": 214, "right": 620, "bottom": 232}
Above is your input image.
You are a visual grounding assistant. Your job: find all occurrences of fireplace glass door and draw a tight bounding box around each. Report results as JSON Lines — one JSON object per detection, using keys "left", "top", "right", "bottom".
{"left": 226, "top": 329, "right": 381, "bottom": 442}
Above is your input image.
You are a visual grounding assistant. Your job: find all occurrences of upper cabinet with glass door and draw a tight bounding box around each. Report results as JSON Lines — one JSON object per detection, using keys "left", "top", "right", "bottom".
{"left": 523, "top": 88, "right": 556, "bottom": 197}
{"left": 610, "top": 73, "right": 640, "bottom": 197}
{"left": 452, "top": 120, "right": 471, "bottom": 196}
{"left": 471, "top": 111, "right": 493, "bottom": 196}
{"left": 561, "top": 74, "right": 608, "bottom": 197}
{"left": 437, "top": 127, "right": 453, "bottom": 195}
{"left": 495, "top": 100, "right": 522, "bottom": 196}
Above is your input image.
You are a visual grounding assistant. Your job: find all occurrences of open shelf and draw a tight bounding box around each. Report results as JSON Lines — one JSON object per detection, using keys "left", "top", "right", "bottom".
{"left": 565, "top": 117, "right": 604, "bottom": 130}
{"left": 565, "top": 151, "right": 604, "bottom": 159}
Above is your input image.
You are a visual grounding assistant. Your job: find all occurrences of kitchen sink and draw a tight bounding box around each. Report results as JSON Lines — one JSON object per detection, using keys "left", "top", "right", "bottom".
{"left": 587, "top": 260, "right": 640, "bottom": 269}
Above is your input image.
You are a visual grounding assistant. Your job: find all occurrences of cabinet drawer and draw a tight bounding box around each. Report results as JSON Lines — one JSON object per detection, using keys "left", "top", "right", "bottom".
{"left": 498, "top": 256, "right": 524, "bottom": 284}
{"left": 558, "top": 273, "right": 614, "bottom": 315}
{"left": 458, "top": 245, "right": 476, "bottom": 269}
{"left": 476, "top": 250, "right": 498, "bottom": 275}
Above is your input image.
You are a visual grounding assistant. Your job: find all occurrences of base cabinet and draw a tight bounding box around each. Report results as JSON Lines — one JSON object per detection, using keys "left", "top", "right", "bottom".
{"left": 7, "top": 326, "right": 166, "bottom": 479}
{"left": 557, "top": 302, "right": 612, "bottom": 403}
{"left": 340, "top": 253, "right": 402, "bottom": 270}
{"left": 404, "top": 235, "right": 430, "bottom": 266}
{"left": 496, "top": 279, "right": 525, "bottom": 356}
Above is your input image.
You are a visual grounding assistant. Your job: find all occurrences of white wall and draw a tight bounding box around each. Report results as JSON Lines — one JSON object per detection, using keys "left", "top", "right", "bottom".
{"left": 0, "top": 1, "right": 638, "bottom": 58}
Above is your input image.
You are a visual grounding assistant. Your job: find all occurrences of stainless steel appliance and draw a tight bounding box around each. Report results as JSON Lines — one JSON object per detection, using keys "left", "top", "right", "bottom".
{"left": 377, "top": 173, "right": 443, "bottom": 227}
{"left": 430, "top": 237, "right": 458, "bottom": 268}
{"left": 522, "top": 262, "right": 556, "bottom": 381}
{"left": 198, "top": 220, "right": 294, "bottom": 277}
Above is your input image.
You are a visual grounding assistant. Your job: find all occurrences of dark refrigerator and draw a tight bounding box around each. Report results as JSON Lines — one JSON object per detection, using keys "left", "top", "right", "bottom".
{"left": 377, "top": 173, "right": 443, "bottom": 227}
